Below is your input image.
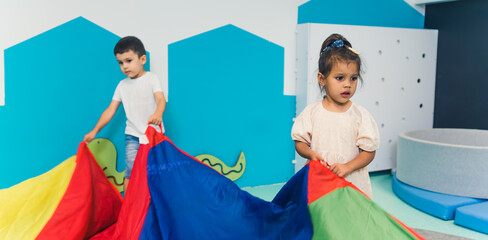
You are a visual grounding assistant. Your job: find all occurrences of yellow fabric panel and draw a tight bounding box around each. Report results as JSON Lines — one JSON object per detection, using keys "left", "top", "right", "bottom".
{"left": 0, "top": 156, "right": 76, "bottom": 240}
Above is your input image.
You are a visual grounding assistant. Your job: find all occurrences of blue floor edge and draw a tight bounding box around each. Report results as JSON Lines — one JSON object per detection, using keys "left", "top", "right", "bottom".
{"left": 454, "top": 202, "right": 488, "bottom": 235}
{"left": 392, "top": 173, "right": 485, "bottom": 220}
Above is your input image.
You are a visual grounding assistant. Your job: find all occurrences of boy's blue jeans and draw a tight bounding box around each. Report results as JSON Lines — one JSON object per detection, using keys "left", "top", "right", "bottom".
{"left": 124, "top": 134, "right": 139, "bottom": 178}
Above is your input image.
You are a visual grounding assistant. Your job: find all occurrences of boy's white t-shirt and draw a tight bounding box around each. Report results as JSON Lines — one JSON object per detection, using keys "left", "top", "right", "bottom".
{"left": 112, "top": 72, "right": 164, "bottom": 143}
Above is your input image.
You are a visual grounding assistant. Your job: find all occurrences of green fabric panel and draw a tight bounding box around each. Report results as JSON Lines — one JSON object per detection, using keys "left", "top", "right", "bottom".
{"left": 309, "top": 187, "right": 418, "bottom": 240}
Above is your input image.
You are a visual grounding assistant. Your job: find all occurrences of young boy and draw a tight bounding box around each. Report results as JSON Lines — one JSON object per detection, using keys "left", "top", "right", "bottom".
{"left": 84, "top": 36, "right": 166, "bottom": 193}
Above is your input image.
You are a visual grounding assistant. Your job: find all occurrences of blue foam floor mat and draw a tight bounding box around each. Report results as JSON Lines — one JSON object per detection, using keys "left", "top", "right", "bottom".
{"left": 392, "top": 173, "right": 484, "bottom": 220}
{"left": 455, "top": 201, "right": 488, "bottom": 235}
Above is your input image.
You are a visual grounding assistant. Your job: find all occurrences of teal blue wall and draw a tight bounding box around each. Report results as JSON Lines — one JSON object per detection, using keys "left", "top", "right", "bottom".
{"left": 165, "top": 25, "right": 295, "bottom": 187}
{"left": 298, "top": 0, "right": 424, "bottom": 29}
{"left": 0, "top": 17, "right": 132, "bottom": 188}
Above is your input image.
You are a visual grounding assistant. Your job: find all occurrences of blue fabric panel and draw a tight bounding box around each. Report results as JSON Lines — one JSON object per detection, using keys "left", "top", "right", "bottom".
{"left": 455, "top": 202, "right": 488, "bottom": 234}
{"left": 392, "top": 173, "right": 483, "bottom": 220}
{"left": 271, "top": 164, "right": 312, "bottom": 238}
{"left": 138, "top": 201, "right": 163, "bottom": 240}
{"left": 139, "top": 140, "right": 313, "bottom": 239}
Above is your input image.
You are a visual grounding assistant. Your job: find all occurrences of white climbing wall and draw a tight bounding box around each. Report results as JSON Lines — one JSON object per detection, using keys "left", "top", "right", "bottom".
{"left": 295, "top": 23, "right": 438, "bottom": 172}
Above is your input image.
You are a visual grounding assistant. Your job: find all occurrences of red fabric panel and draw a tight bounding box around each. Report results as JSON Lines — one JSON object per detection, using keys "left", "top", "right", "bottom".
{"left": 110, "top": 143, "right": 151, "bottom": 239}
{"left": 307, "top": 160, "right": 364, "bottom": 204}
{"left": 90, "top": 126, "right": 165, "bottom": 239}
{"left": 89, "top": 224, "right": 116, "bottom": 240}
{"left": 36, "top": 143, "right": 123, "bottom": 239}
{"left": 147, "top": 125, "right": 166, "bottom": 148}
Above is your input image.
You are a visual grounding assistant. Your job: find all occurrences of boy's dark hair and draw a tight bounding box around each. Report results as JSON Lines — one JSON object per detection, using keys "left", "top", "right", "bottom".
{"left": 318, "top": 33, "right": 362, "bottom": 93}
{"left": 114, "top": 36, "right": 146, "bottom": 57}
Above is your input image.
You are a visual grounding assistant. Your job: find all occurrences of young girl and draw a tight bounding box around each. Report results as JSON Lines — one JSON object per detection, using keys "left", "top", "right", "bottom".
{"left": 291, "top": 33, "right": 380, "bottom": 198}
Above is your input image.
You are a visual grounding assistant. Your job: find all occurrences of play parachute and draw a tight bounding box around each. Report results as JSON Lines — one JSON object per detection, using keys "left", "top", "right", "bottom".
{"left": 96, "top": 127, "right": 423, "bottom": 239}
{"left": 0, "top": 126, "right": 423, "bottom": 239}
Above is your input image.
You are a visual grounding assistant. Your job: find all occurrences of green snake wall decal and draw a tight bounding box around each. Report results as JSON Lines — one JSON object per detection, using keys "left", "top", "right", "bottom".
{"left": 87, "top": 138, "right": 125, "bottom": 192}
{"left": 195, "top": 152, "right": 246, "bottom": 181}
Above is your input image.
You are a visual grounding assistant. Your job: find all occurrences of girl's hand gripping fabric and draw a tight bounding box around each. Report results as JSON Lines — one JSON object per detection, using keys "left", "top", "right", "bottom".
{"left": 329, "top": 163, "right": 353, "bottom": 178}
